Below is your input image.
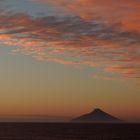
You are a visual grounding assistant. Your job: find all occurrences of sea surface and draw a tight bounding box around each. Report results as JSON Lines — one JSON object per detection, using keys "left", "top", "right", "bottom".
{"left": 0, "top": 123, "right": 139, "bottom": 140}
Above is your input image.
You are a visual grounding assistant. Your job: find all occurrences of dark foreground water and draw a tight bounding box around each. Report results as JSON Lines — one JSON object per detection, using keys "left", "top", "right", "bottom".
{"left": 0, "top": 123, "right": 139, "bottom": 140}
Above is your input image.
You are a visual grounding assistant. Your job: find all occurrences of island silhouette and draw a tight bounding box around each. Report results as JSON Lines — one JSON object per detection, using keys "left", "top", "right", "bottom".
{"left": 71, "top": 108, "right": 123, "bottom": 123}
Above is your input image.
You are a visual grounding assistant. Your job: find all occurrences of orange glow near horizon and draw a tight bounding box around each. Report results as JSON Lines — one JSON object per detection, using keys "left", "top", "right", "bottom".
{"left": 0, "top": 0, "right": 140, "bottom": 122}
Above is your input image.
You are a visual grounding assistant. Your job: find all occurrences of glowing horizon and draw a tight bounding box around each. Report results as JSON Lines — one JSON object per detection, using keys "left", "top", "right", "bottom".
{"left": 0, "top": 0, "right": 140, "bottom": 122}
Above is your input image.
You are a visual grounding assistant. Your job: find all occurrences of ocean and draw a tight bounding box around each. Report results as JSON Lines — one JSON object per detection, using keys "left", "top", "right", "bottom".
{"left": 0, "top": 123, "right": 139, "bottom": 140}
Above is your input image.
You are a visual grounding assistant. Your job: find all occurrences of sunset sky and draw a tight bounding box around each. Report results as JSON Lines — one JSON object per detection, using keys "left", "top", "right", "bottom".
{"left": 0, "top": 0, "right": 140, "bottom": 122}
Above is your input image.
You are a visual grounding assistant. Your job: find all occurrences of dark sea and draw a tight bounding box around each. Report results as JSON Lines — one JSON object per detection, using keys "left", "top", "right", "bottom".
{"left": 0, "top": 123, "right": 139, "bottom": 140}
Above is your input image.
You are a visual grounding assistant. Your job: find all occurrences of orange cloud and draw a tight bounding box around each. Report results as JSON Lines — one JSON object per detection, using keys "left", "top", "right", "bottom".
{"left": 35, "top": 0, "right": 140, "bottom": 32}
{"left": 0, "top": 8, "right": 140, "bottom": 82}
{"left": 106, "top": 65, "right": 140, "bottom": 79}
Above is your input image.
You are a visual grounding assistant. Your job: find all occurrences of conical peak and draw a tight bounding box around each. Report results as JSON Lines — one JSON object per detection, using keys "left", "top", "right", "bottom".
{"left": 94, "top": 108, "right": 102, "bottom": 111}
{"left": 91, "top": 108, "right": 103, "bottom": 113}
{"left": 71, "top": 108, "right": 123, "bottom": 122}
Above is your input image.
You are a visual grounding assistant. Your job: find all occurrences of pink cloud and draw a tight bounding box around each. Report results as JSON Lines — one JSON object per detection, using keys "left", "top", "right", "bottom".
{"left": 0, "top": 7, "right": 140, "bottom": 82}
{"left": 35, "top": 0, "right": 140, "bottom": 32}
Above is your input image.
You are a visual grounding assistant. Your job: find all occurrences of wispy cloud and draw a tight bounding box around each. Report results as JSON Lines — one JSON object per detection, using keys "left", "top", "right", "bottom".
{"left": 34, "top": 0, "right": 140, "bottom": 32}
{"left": 0, "top": 1, "right": 140, "bottom": 81}
{"left": 92, "top": 74, "right": 117, "bottom": 81}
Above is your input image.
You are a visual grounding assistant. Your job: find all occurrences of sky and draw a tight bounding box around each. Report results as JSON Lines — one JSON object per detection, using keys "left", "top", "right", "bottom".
{"left": 0, "top": 0, "right": 140, "bottom": 122}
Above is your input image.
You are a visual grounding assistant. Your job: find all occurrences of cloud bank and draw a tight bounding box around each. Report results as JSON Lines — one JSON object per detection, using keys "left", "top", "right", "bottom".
{"left": 0, "top": 0, "right": 140, "bottom": 81}
{"left": 35, "top": 0, "right": 140, "bottom": 32}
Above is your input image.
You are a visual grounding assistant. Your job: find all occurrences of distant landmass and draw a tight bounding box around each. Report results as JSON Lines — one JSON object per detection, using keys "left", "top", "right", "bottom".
{"left": 71, "top": 108, "right": 123, "bottom": 123}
